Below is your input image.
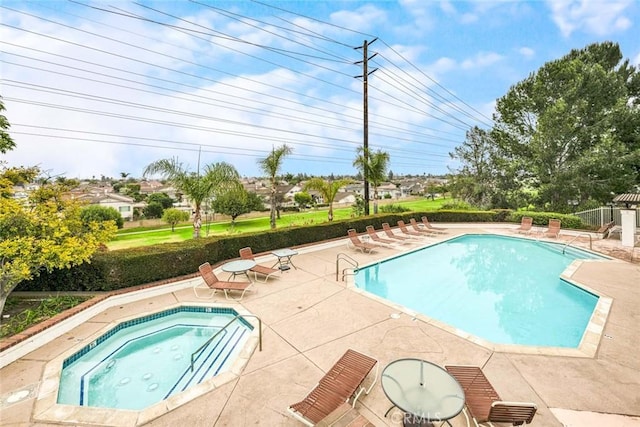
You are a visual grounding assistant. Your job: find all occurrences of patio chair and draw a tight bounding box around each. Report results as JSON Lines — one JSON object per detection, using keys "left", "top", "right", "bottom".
{"left": 409, "top": 218, "right": 437, "bottom": 235}
{"left": 596, "top": 221, "right": 615, "bottom": 239}
{"left": 366, "top": 225, "right": 402, "bottom": 246}
{"left": 381, "top": 222, "right": 413, "bottom": 242}
{"left": 397, "top": 220, "right": 425, "bottom": 238}
{"left": 194, "top": 262, "right": 253, "bottom": 301}
{"left": 288, "top": 349, "right": 379, "bottom": 426}
{"left": 347, "top": 229, "right": 380, "bottom": 253}
{"left": 445, "top": 365, "right": 537, "bottom": 427}
{"left": 421, "top": 216, "right": 447, "bottom": 233}
{"left": 239, "top": 247, "right": 280, "bottom": 283}
{"left": 543, "top": 219, "right": 561, "bottom": 238}
{"left": 515, "top": 217, "right": 533, "bottom": 234}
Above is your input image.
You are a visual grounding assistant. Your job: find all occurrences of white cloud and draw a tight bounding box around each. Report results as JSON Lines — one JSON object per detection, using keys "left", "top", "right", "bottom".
{"left": 633, "top": 51, "right": 640, "bottom": 67}
{"left": 438, "top": 0, "right": 478, "bottom": 24}
{"left": 518, "top": 47, "right": 535, "bottom": 58}
{"left": 439, "top": 1, "right": 456, "bottom": 16}
{"left": 430, "top": 57, "right": 457, "bottom": 75}
{"left": 460, "top": 13, "right": 479, "bottom": 24}
{"left": 398, "top": 0, "right": 436, "bottom": 32}
{"left": 330, "top": 4, "right": 387, "bottom": 33}
{"left": 546, "top": 0, "right": 633, "bottom": 37}
{"left": 461, "top": 52, "right": 504, "bottom": 70}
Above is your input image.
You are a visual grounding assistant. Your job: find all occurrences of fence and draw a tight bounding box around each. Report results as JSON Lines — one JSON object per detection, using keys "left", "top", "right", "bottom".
{"left": 574, "top": 207, "right": 640, "bottom": 228}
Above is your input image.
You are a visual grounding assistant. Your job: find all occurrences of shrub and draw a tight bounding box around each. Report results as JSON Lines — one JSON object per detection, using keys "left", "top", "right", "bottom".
{"left": 439, "top": 200, "right": 473, "bottom": 210}
{"left": 162, "top": 208, "right": 190, "bottom": 231}
{"left": 379, "top": 204, "right": 410, "bottom": 213}
{"left": 508, "top": 211, "right": 583, "bottom": 229}
{"left": 80, "top": 205, "right": 124, "bottom": 229}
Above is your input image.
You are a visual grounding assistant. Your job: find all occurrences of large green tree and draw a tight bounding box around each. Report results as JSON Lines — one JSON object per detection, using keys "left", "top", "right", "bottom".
{"left": 211, "top": 186, "right": 264, "bottom": 225}
{"left": 353, "top": 148, "right": 390, "bottom": 214}
{"left": 143, "top": 158, "right": 240, "bottom": 238}
{"left": 303, "top": 178, "right": 351, "bottom": 222}
{"left": 0, "top": 97, "right": 15, "bottom": 154}
{"left": 258, "top": 144, "right": 292, "bottom": 229}
{"left": 146, "top": 192, "right": 174, "bottom": 209}
{"left": 491, "top": 42, "right": 640, "bottom": 211}
{"left": 0, "top": 167, "right": 116, "bottom": 314}
{"left": 449, "top": 126, "right": 512, "bottom": 209}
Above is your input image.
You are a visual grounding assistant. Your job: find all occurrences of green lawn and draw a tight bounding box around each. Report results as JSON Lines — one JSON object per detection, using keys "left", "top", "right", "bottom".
{"left": 108, "top": 197, "right": 446, "bottom": 250}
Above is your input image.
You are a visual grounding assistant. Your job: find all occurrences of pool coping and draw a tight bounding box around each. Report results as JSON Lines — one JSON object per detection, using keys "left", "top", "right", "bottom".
{"left": 346, "top": 232, "right": 614, "bottom": 358}
{"left": 31, "top": 301, "right": 261, "bottom": 427}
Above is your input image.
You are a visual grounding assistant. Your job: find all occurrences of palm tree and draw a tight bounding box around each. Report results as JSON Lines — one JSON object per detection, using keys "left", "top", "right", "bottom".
{"left": 353, "top": 147, "right": 390, "bottom": 214}
{"left": 258, "top": 144, "right": 292, "bottom": 229}
{"left": 303, "top": 178, "right": 351, "bottom": 221}
{"left": 143, "top": 158, "right": 239, "bottom": 238}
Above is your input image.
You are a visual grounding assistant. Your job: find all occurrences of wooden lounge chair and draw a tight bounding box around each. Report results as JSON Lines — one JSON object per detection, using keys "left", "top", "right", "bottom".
{"left": 597, "top": 221, "right": 615, "bottom": 239}
{"left": 397, "top": 220, "right": 425, "bottom": 238}
{"left": 445, "top": 365, "right": 537, "bottom": 427}
{"left": 543, "top": 219, "right": 561, "bottom": 238}
{"left": 515, "top": 216, "right": 533, "bottom": 234}
{"left": 288, "top": 349, "right": 378, "bottom": 426}
{"left": 239, "top": 247, "right": 280, "bottom": 282}
{"left": 194, "top": 262, "right": 253, "bottom": 301}
{"left": 409, "top": 218, "right": 437, "bottom": 235}
{"left": 381, "top": 222, "right": 413, "bottom": 242}
{"left": 347, "top": 229, "right": 380, "bottom": 253}
{"left": 421, "top": 216, "right": 447, "bottom": 233}
{"left": 365, "top": 225, "right": 401, "bottom": 246}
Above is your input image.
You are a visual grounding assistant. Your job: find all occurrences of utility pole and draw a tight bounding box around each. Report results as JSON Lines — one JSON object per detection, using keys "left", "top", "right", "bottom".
{"left": 355, "top": 38, "right": 377, "bottom": 216}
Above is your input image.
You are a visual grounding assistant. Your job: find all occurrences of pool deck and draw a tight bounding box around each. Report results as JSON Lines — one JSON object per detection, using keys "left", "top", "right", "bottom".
{"left": 1, "top": 224, "right": 639, "bottom": 426}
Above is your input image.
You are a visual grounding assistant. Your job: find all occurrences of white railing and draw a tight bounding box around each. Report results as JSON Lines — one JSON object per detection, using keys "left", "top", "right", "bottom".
{"left": 574, "top": 207, "right": 640, "bottom": 228}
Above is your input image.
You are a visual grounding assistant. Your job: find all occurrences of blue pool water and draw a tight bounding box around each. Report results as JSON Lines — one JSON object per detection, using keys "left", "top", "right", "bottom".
{"left": 355, "top": 235, "right": 602, "bottom": 348}
{"left": 57, "top": 306, "right": 252, "bottom": 410}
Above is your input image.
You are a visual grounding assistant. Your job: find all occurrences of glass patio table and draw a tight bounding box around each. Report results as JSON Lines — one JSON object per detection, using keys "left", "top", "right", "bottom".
{"left": 382, "top": 358, "right": 465, "bottom": 426}
{"left": 271, "top": 248, "right": 298, "bottom": 270}
{"left": 221, "top": 259, "right": 256, "bottom": 281}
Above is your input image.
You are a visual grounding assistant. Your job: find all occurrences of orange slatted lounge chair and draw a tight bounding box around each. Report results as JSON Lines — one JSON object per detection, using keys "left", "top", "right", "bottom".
{"left": 397, "top": 220, "right": 425, "bottom": 238}
{"left": 543, "top": 219, "right": 561, "bottom": 238}
{"left": 239, "top": 247, "right": 280, "bottom": 283}
{"left": 288, "top": 349, "right": 378, "bottom": 426}
{"left": 409, "top": 218, "right": 437, "bottom": 235}
{"left": 445, "top": 365, "right": 537, "bottom": 427}
{"left": 516, "top": 217, "right": 533, "bottom": 234}
{"left": 347, "top": 229, "right": 380, "bottom": 253}
{"left": 381, "top": 222, "right": 413, "bottom": 242}
{"left": 366, "top": 225, "right": 401, "bottom": 246}
{"left": 421, "top": 216, "right": 447, "bottom": 233}
{"left": 194, "top": 262, "right": 253, "bottom": 301}
{"left": 597, "top": 221, "right": 615, "bottom": 239}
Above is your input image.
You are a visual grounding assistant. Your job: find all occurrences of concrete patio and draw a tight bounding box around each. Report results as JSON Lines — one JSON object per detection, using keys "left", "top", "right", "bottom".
{"left": 1, "top": 225, "right": 639, "bottom": 426}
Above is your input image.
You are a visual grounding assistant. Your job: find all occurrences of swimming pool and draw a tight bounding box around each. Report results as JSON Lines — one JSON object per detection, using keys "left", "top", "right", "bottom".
{"left": 57, "top": 306, "right": 253, "bottom": 410}
{"left": 355, "top": 234, "right": 603, "bottom": 348}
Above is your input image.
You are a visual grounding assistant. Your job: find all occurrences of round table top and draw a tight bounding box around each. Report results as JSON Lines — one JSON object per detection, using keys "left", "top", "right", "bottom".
{"left": 381, "top": 359, "right": 465, "bottom": 422}
{"left": 221, "top": 259, "right": 256, "bottom": 273}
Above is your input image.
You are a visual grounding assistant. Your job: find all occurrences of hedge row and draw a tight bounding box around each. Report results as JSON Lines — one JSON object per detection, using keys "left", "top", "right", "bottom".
{"left": 507, "top": 211, "right": 583, "bottom": 229}
{"left": 18, "top": 209, "right": 581, "bottom": 292}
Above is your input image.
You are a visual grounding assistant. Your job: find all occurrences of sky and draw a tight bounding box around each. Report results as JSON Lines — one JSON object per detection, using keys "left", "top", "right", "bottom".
{"left": 1, "top": 0, "right": 639, "bottom": 180}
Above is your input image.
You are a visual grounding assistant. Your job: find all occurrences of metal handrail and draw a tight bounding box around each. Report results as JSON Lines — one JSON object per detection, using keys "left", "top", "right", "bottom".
{"left": 562, "top": 233, "right": 593, "bottom": 254}
{"left": 336, "top": 252, "right": 358, "bottom": 281}
{"left": 190, "top": 314, "right": 262, "bottom": 372}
